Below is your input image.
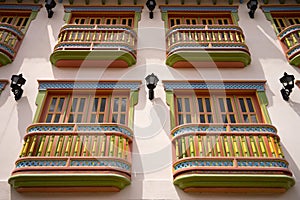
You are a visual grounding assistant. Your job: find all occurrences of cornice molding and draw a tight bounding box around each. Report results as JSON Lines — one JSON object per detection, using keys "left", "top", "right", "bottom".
{"left": 0, "top": 4, "right": 42, "bottom": 11}
{"left": 159, "top": 5, "right": 238, "bottom": 13}
{"left": 163, "top": 80, "right": 266, "bottom": 91}
{"left": 38, "top": 80, "right": 141, "bottom": 91}
{"left": 64, "top": 5, "right": 143, "bottom": 13}
{"left": 261, "top": 5, "right": 300, "bottom": 13}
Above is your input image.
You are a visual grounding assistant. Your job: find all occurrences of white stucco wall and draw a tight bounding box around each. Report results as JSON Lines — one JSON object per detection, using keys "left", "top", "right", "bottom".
{"left": 0, "top": 0, "right": 300, "bottom": 199}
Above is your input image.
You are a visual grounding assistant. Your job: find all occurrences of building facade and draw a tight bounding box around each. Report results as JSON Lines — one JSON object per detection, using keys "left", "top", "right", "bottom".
{"left": 0, "top": 0, "right": 300, "bottom": 199}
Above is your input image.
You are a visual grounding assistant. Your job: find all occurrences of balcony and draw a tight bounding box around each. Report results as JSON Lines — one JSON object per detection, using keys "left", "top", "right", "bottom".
{"left": 278, "top": 24, "right": 300, "bottom": 67}
{"left": 166, "top": 25, "right": 251, "bottom": 68}
{"left": 0, "top": 24, "right": 24, "bottom": 66}
{"left": 171, "top": 123, "right": 295, "bottom": 193}
{"left": 9, "top": 123, "right": 133, "bottom": 192}
{"left": 50, "top": 24, "right": 137, "bottom": 68}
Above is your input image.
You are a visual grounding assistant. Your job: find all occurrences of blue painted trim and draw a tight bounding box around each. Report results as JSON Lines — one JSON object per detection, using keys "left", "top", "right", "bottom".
{"left": 27, "top": 124, "right": 134, "bottom": 137}
{"left": 287, "top": 45, "right": 300, "bottom": 57}
{"left": 174, "top": 160, "right": 234, "bottom": 170}
{"left": 261, "top": 6, "right": 300, "bottom": 13}
{"left": 71, "top": 159, "right": 131, "bottom": 171}
{"left": 0, "top": 81, "right": 8, "bottom": 91}
{"left": 278, "top": 25, "right": 300, "bottom": 38}
{"left": 0, "top": 43, "right": 15, "bottom": 56}
{"left": 174, "top": 159, "right": 288, "bottom": 171}
{"left": 64, "top": 6, "right": 143, "bottom": 13}
{"left": 0, "top": 4, "right": 42, "bottom": 11}
{"left": 160, "top": 6, "right": 238, "bottom": 13}
{"left": 0, "top": 24, "right": 24, "bottom": 38}
{"left": 38, "top": 81, "right": 141, "bottom": 91}
{"left": 172, "top": 124, "right": 276, "bottom": 137}
{"left": 16, "top": 160, "right": 67, "bottom": 168}
{"left": 163, "top": 82, "right": 265, "bottom": 92}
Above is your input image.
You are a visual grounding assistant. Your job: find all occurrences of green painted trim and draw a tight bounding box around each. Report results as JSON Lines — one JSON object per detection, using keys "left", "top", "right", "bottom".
{"left": 166, "top": 51, "right": 251, "bottom": 67}
{"left": 21, "top": 10, "right": 39, "bottom": 33}
{"left": 257, "top": 91, "right": 272, "bottom": 124}
{"left": 261, "top": 12, "right": 280, "bottom": 35}
{"left": 228, "top": 0, "right": 233, "bottom": 4}
{"left": 0, "top": 52, "right": 12, "bottom": 66}
{"left": 50, "top": 50, "right": 136, "bottom": 67}
{"left": 289, "top": 53, "right": 300, "bottom": 67}
{"left": 9, "top": 173, "right": 130, "bottom": 190}
{"left": 128, "top": 90, "right": 139, "bottom": 129}
{"left": 33, "top": 90, "right": 46, "bottom": 123}
{"left": 166, "top": 91, "right": 176, "bottom": 130}
{"left": 263, "top": 0, "right": 269, "bottom": 3}
{"left": 161, "top": 12, "right": 169, "bottom": 30}
{"left": 64, "top": 13, "right": 72, "bottom": 23}
{"left": 174, "top": 174, "right": 295, "bottom": 190}
{"left": 231, "top": 12, "right": 239, "bottom": 25}
{"left": 134, "top": 12, "right": 141, "bottom": 29}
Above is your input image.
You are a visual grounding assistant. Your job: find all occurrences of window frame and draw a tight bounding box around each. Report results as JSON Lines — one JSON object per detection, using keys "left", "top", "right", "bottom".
{"left": 173, "top": 90, "right": 264, "bottom": 125}
{"left": 39, "top": 90, "right": 130, "bottom": 125}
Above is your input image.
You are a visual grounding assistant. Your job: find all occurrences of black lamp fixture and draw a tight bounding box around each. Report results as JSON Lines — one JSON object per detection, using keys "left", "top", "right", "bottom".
{"left": 145, "top": 73, "right": 159, "bottom": 100}
{"left": 10, "top": 74, "right": 26, "bottom": 101}
{"left": 45, "top": 0, "right": 56, "bottom": 18}
{"left": 146, "top": 0, "right": 156, "bottom": 19}
{"left": 280, "top": 72, "right": 295, "bottom": 101}
{"left": 247, "top": 0, "right": 258, "bottom": 19}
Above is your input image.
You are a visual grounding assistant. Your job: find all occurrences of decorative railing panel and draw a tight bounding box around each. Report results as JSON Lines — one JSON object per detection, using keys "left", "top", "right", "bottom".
{"left": 170, "top": 123, "right": 295, "bottom": 192}
{"left": 278, "top": 25, "right": 300, "bottom": 67}
{"left": 50, "top": 24, "right": 137, "bottom": 68}
{"left": 9, "top": 123, "right": 134, "bottom": 192}
{"left": 166, "top": 25, "right": 251, "bottom": 68}
{"left": 0, "top": 24, "right": 24, "bottom": 66}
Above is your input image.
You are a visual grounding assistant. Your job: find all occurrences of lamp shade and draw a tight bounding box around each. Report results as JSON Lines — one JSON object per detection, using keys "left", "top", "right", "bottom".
{"left": 146, "top": 0, "right": 156, "bottom": 12}
{"left": 145, "top": 73, "right": 159, "bottom": 88}
{"left": 280, "top": 72, "right": 295, "bottom": 91}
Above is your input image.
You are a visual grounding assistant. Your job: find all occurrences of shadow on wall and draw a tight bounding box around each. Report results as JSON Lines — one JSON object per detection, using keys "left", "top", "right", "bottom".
{"left": 17, "top": 96, "right": 33, "bottom": 142}
{"left": 289, "top": 100, "right": 300, "bottom": 118}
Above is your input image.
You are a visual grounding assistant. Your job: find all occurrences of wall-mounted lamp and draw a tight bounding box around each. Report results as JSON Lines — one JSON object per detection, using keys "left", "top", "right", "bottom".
{"left": 247, "top": 0, "right": 258, "bottom": 19}
{"left": 45, "top": 0, "right": 56, "bottom": 18}
{"left": 146, "top": 0, "right": 156, "bottom": 19}
{"left": 10, "top": 74, "right": 26, "bottom": 101}
{"left": 145, "top": 73, "right": 159, "bottom": 100}
{"left": 280, "top": 72, "right": 295, "bottom": 101}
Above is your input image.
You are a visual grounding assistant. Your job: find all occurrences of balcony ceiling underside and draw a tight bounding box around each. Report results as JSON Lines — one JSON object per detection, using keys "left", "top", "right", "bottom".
{"left": 174, "top": 174, "right": 295, "bottom": 193}
{"left": 0, "top": 52, "right": 12, "bottom": 66}
{"left": 9, "top": 173, "right": 131, "bottom": 192}
{"left": 50, "top": 50, "right": 136, "bottom": 68}
{"left": 166, "top": 50, "right": 251, "bottom": 68}
{"left": 4, "top": 0, "right": 300, "bottom": 5}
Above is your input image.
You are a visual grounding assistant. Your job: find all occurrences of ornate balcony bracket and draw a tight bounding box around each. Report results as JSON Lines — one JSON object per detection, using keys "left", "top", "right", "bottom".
{"left": 278, "top": 25, "right": 300, "bottom": 67}
{"left": 50, "top": 24, "right": 137, "bottom": 68}
{"left": 170, "top": 123, "right": 295, "bottom": 193}
{"left": 165, "top": 25, "right": 251, "bottom": 68}
{"left": 9, "top": 123, "right": 134, "bottom": 192}
{"left": 0, "top": 24, "right": 24, "bottom": 66}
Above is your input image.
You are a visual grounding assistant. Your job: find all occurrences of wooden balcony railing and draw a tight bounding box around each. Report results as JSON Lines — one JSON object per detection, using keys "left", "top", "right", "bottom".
{"left": 170, "top": 123, "right": 295, "bottom": 193}
{"left": 9, "top": 123, "right": 134, "bottom": 192}
{"left": 50, "top": 24, "right": 137, "bottom": 68}
{"left": 278, "top": 24, "right": 300, "bottom": 67}
{"left": 166, "top": 25, "right": 251, "bottom": 68}
{"left": 0, "top": 24, "right": 24, "bottom": 66}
